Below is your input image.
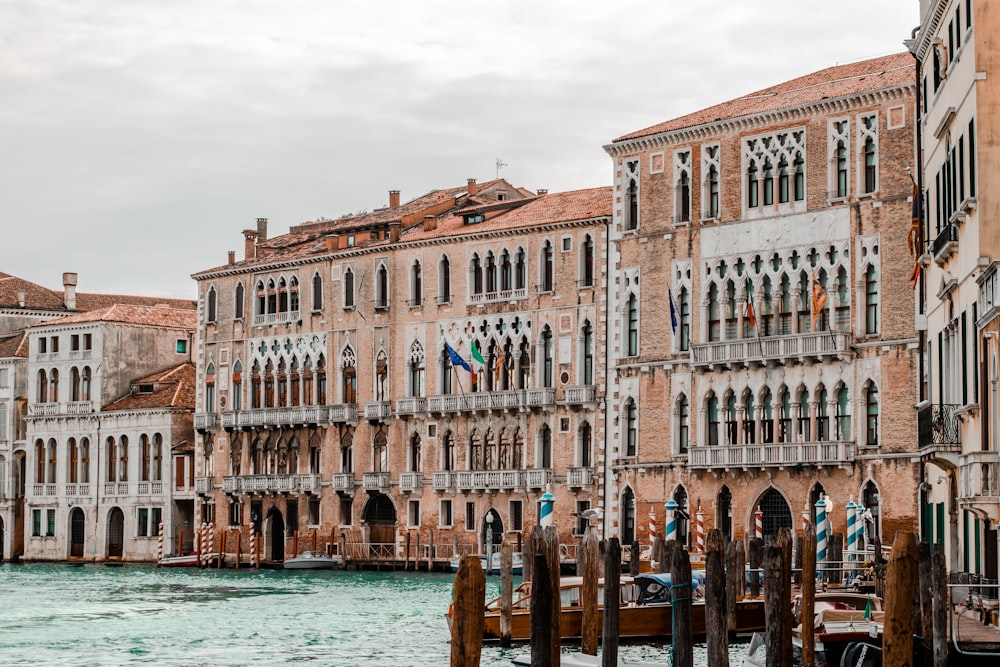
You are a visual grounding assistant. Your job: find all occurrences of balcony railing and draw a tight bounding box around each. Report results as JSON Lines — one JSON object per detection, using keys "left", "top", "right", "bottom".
{"left": 364, "top": 401, "right": 392, "bottom": 421}
{"left": 933, "top": 224, "right": 959, "bottom": 264}
{"left": 194, "top": 413, "right": 218, "bottom": 430}
{"left": 399, "top": 472, "right": 422, "bottom": 492}
{"left": 239, "top": 474, "right": 300, "bottom": 493}
{"left": 102, "top": 482, "right": 130, "bottom": 496}
{"left": 525, "top": 388, "right": 556, "bottom": 408}
{"left": 363, "top": 472, "right": 391, "bottom": 493}
{"left": 29, "top": 403, "right": 60, "bottom": 416}
{"left": 329, "top": 404, "right": 359, "bottom": 422}
{"left": 395, "top": 397, "right": 427, "bottom": 416}
{"left": 566, "top": 467, "right": 594, "bottom": 487}
{"left": 524, "top": 468, "right": 551, "bottom": 490}
{"left": 332, "top": 473, "right": 355, "bottom": 494}
{"left": 687, "top": 441, "right": 854, "bottom": 469}
{"left": 195, "top": 477, "right": 213, "bottom": 494}
{"left": 432, "top": 471, "right": 454, "bottom": 491}
{"left": 918, "top": 403, "right": 961, "bottom": 449}
{"left": 64, "top": 483, "right": 90, "bottom": 497}
{"left": 65, "top": 401, "right": 94, "bottom": 415}
{"left": 454, "top": 470, "right": 524, "bottom": 492}
{"left": 252, "top": 310, "right": 300, "bottom": 326}
{"left": 469, "top": 287, "right": 528, "bottom": 304}
{"left": 137, "top": 481, "right": 164, "bottom": 495}
{"left": 564, "top": 385, "right": 596, "bottom": 405}
{"left": 959, "top": 451, "right": 1000, "bottom": 500}
{"left": 220, "top": 405, "right": 357, "bottom": 429}
{"left": 427, "top": 389, "right": 555, "bottom": 414}
{"left": 32, "top": 483, "right": 58, "bottom": 496}
{"left": 692, "top": 331, "right": 852, "bottom": 369}
{"left": 300, "top": 474, "right": 322, "bottom": 494}
{"left": 222, "top": 476, "right": 240, "bottom": 493}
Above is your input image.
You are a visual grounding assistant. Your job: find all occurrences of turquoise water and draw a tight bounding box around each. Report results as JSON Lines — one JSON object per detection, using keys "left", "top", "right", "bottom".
{"left": 0, "top": 564, "right": 744, "bottom": 666}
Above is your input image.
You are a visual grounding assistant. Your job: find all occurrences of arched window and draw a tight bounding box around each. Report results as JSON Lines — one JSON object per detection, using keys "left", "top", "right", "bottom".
{"left": 409, "top": 341, "right": 425, "bottom": 397}
{"left": 106, "top": 437, "right": 117, "bottom": 482}
{"left": 779, "top": 388, "right": 792, "bottom": 442}
{"left": 836, "top": 140, "right": 848, "bottom": 197}
{"left": 708, "top": 282, "right": 721, "bottom": 342}
{"left": 341, "top": 347, "right": 357, "bottom": 404}
{"left": 743, "top": 392, "right": 756, "bottom": 444}
{"left": 761, "top": 388, "right": 774, "bottom": 443}
{"left": 266, "top": 278, "right": 277, "bottom": 314}
{"left": 438, "top": 256, "right": 451, "bottom": 303}
{"left": 866, "top": 383, "right": 880, "bottom": 446}
{"left": 71, "top": 366, "right": 81, "bottom": 402}
{"left": 344, "top": 268, "right": 355, "bottom": 309}
{"left": 621, "top": 487, "right": 636, "bottom": 543}
{"left": 409, "top": 433, "right": 421, "bottom": 472}
{"left": 34, "top": 439, "right": 45, "bottom": 483}
{"left": 205, "top": 363, "right": 216, "bottom": 412}
{"left": 375, "top": 350, "right": 388, "bottom": 401}
{"left": 410, "top": 260, "right": 422, "bottom": 306}
{"left": 48, "top": 369, "right": 58, "bottom": 403}
{"left": 581, "top": 235, "right": 595, "bottom": 287}
{"left": 81, "top": 366, "right": 92, "bottom": 402}
{"left": 288, "top": 275, "right": 300, "bottom": 313}
{"left": 277, "top": 277, "right": 289, "bottom": 313}
{"left": 724, "top": 393, "right": 737, "bottom": 445}
{"left": 865, "top": 264, "right": 879, "bottom": 334}
{"left": 679, "top": 286, "right": 690, "bottom": 351}
{"left": 626, "top": 293, "right": 639, "bottom": 356}
{"left": 625, "top": 398, "right": 638, "bottom": 457}
{"left": 312, "top": 272, "right": 323, "bottom": 311}
{"left": 793, "top": 151, "right": 805, "bottom": 200}
{"left": 747, "top": 161, "right": 759, "bottom": 208}
{"left": 470, "top": 430, "right": 483, "bottom": 470}
{"left": 442, "top": 431, "right": 455, "bottom": 471}
{"left": 836, "top": 387, "right": 851, "bottom": 440}
{"left": 541, "top": 326, "right": 553, "bottom": 388}
{"left": 485, "top": 251, "right": 497, "bottom": 293}
{"left": 625, "top": 175, "right": 639, "bottom": 230}
{"left": 500, "top": 249, "right": 512, "bottom": 291}
{"left": 517, "top": 338, "right": 530, "bottom": 390}
{"left": 140, "top": 434, "right": 151, "bottom": 481}
{"left": 289, "top": 358, "right": 300, "bottom": 407}
{"left": 762, "top": 158, "right": 774, "bottom": 206}
{"left": 470, "top": 253, "right": 483, "bottom": 295}
{"left": 515, "top": 247, "right": 526, "bottom": 290}
{"left": 582, "top": 320, "right": 594, "bottom": 385}
{"left": 256, "top": 280, "right": 266, "bottom": 316}
{"left": 541, "top": 241, "right": 554, "bottom": 292}
{"left": 498, "top": 427, "right": 512, "bottom": 469}
{"left": 372, "top": 427, "right": 388, "bottom": 473}
{"left": 863, "top": 136, "right": 877, "bottom": 193}
{"left": 513, "top": 428, "right": 525, "bottom": 469}
{"left": 235, "top": 282, "right": 245, "bottom": 320}
{"left": 47, "top": 438, "right": 58, "bottom": 483}
{"left": 677, "top": 171, "right": 691, "bottom": 222}
{"left": 232, "top": 360, "right": 243, "bottom": 411}
{"left": 375, "top": 264, "right": 389, "bottom": 309}
{"left": 677, "top": 394, "right": 689, "bottom": 454}
{"left": 539, "top": 425, "right": 552, "bottom": 468}
{"left": 340, "top": 431, "right": 353, "bottom": 473}
{"left": 707, "top": 393, "right": 720, "bottom": 446}
{"left": 118, "top": 435, "right": 128, "bottom": 481}
{"left": 80, "top": 437, "right": 90, "bottom": 483}
{"left": 483, "top": 429, "right": 496, "bottom": 470}
{"left": 797, "top": 387, "right": 811, "bottom": 441}
{"left": 580, "top": 422, "right": 592, "bottom": 467}
{"left": 440, "top": 345, "right": 453, "bottom": 394}
{"left": 778, "top": 156, "right": 789, "bottom": 203}
{"left": 207, "top": 286, "right": 217, "bottom": 323}
{"left": 0, "top": 404, "right": 6, "bottom": 441}
{"left": 153, "top": 434, "right": 163, "bottom": 482}
{"left": 707, "top": 164, "right": 720, "bottom": 218}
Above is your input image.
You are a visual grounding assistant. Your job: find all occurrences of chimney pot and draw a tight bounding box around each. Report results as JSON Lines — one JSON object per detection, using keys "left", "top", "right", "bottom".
{"left": 326, "top": 236, "right": 337, "bottom": 252}
{"left": 62, "top": 272, "right": 78, "bottom": 310}
{"left": 467, "top": 178, "right": 478, "bottom": 195}
{"left": 243, "top": 230, "right": 258, "bottom": 260}
{"left": 18, "top": 289, "right": 26, "bottom": 308}
{"left": 423, "top": 215, "right": 437, "bottom": 232}
{"left": 389, "top": 221, "right": 401, "bottom": 242}
{"left": 537, "top": 188, "right": 548, "bottom": 196}
{"left": 227, "top": 251, "right": 236, "bottom": 265}
{"left": 389, "top": 190, "right": 400, "bottom": 208}
{"left": 256, "top": 217, "right": 268, "bottom": 243}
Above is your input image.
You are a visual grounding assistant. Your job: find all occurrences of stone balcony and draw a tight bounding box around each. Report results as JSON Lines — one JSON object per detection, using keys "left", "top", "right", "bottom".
{"left": 363, "top": 472, "right": 391, "bottom": 493}
{"left": 395, "top": 397, "right": 426, "bottom": 417}
{"left": 469, "top": 287, "right": 528, "bottom": 305}
{"left": 218, "top": 474, "right": 314, "bottom": 494}
{"left": 453, "top": 469, "right": 526, "bottom": 492}
{"left": 195, "top": 477, "right": 213, "bottom": 494}
{"left": 691, "top": 331, "right": 852, "bottom": 370}
{"left": 566, "top": 467, "right": 594, "bottom": 487}
{"left": 524, "top": 468, "right": 551, "bottom": 490}
{"left": 427, "top": 388, "right": 555, "bottom": 415}
{"left": 31, "top": 483, "right": 58, "bottom": 497}
{"left": 300, "top": 473, "right": 322, "bottom": 494}
{"left": 564, "top": 385, "right": 596, "bottom": 406}
{"left": 364, "top": 401, "right": 392, "bottom": 421}
{"left": 332, "top": 473, "right": 355, "bottom": 495}
{"left": 137, "top": 481, "right": 165, "bottom": 495}
{"left": 102, "top": 482, "right": 130, "bottom": 496}
{"left": 194, "top": 413, "right": 217, "bottom": 431}
{"left": 63, "top": 483, "right": 91, "bottom": 497}
{"left": 917, "top": 403, "right": 962, "bottom": 462}
{"left": 252, "top": 310, "right": 300, "bottom": 326}
{"left": 432, "top": 471, "right": 455, "bottom": 492}
{"left": 399, "top": 472, "right": 422, "bottom": 493}
{"left": 958, "top": 450, "right": 1000, "bottom": 523}
{"left": 219, "top": 405, "right": 357, "bottom": 429}
{"left": 687, "top": 440, "right": 854, "bottom": 470}
{"left": 28, "top": 401, "right": 94, "bottom": 417}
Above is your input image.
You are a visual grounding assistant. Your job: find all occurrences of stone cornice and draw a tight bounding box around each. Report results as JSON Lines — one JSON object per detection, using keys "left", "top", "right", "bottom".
{"left": 193, "top": 216, "right": 611, "bottom": 281}
{"left": 914, "top": 1, "right": 950, "bottom": 61}
{"left": 604, "top": 84, "right": 915, "bottom": 158}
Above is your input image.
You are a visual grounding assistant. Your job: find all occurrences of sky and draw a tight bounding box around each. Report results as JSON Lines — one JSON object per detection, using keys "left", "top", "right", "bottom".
{"left": 1, "top": 0, "right": 919, "bottom": 300}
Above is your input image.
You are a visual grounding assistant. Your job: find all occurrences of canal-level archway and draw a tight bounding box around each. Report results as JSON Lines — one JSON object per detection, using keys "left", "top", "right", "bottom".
{"left": 481, "top": 508, "right": 504, "bottom": 554}
{"left": 69, "top": 508, "right": 85, "bottom": 558}
{"left": 363, "top": 493, "right": 397, "bottom": 557}
{"left": 107, "top": 507, "right": 124, "bottom": 559}
{"left": 755, "top": 487, "right": 792, "bottom": 538}
{"left": 265, "top": 508, "right": 285, "bottom": 562}
{"left": 620, "top": 486, "right": 636, "bottom": 544}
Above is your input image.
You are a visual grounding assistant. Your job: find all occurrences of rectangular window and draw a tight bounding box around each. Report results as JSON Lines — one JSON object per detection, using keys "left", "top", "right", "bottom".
{"left": 83, "top": 333, "right": 93, "bottom": 350}
{"left": 961, "top": 311, "right": 968, "bottom": 405}
{"left": 151, "top": 507, "right": 162, "bottom": 534}
{"left": 440, "top": 500, "right": 453, "bottom": 528}
{"left": 465, "top": 501, "right": 476, "bottom": 531}
{"left": 339, "top": 497, "right": 353, "bottom": 526}
{"left": 47, "top": 509, "right": 56, "bottom": 537}
{"left": 229, "top": 500, "right": 242, "bottom": 526}
{"left": 138, "top": 508, "right": 150, "bottom": 537}
{"left": 50, "top": 336, "right": 59, "bottom": 353}
{"left": 510, "top": 500, "right": 523, "bottom": 532}
{"left": 408, "top": 500, "right": 420, "bottom": 528}
{"left": 0, "top": 368, "right": 7, "bottom": 387}
{"left": 32, "top": 509, "right": 42, "bottom": 536}
{"left": 38, "top": 338, "right": 47, "bottom": 354}
{"left": 71, "top": 334, "right": 80, "bottom": 351}
{"left": 176, "top": 339, "right": 188, "bottom": 354}
{"left": 575, "top": 500, "right": 591, "bottom": 535}
{"left": 309, "top": 498, "right": 320, "bottom": 525}
{"left": 969, "top": 118, "right": 977, "bottom": 198}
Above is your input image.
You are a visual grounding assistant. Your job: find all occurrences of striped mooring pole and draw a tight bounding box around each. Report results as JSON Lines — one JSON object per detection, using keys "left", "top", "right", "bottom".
{"left": 754, "top": 506, "right": 763, "bottom": 540}
{"left": 854, "top": 503, "right": 866, "bottom": 552}
{"left": 665, "top": 499, "right": 678, "bottom": 543}
{"left": 249, "top": 523, "right": 258, "bottom": 568}
{"left": 846, "top": 497, "right": 858, "bottom": 559}
{"left": 695, "top": 502, "right": 705, "bottom": 553}
{"left": 156, "top": 521, "right": 164, "bottom": 565}
{"left": 802, "top": 501, "right": 810, "bottom": 534}
{"left": 648, "top": 509, "right": 656, "bottom": 547}
{"left": 539, "top": 486, "right": 555, "bottom": 528}
{"left": 816, "top": 495, "right": 828, "bottom": 570}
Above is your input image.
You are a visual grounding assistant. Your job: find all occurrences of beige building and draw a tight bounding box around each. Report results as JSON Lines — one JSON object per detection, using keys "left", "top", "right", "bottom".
{"left": 192, "top": 181, "right": 611, "bottom": 562}
{"left": 602, "top": 53, "right": 921, "bottom": 552}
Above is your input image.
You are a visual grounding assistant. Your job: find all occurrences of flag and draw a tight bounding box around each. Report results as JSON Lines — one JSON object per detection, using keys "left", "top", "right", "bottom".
{"left": 445, "top": 342, "right": 476, "bottom": 383}
{"left": 910, "top": 261, "right": 921, "bottom": 290}
{"left": 668, "top": 290, "right": 678, "bottom": 335}
{"left": 494, "top": 351, "right": 506, "bottom": 384}
{"left": 471, "top": 340, "right": 486, "bottom": 366}
{"left": 745, "top": 278, "right": 757, "bottom": 328}
{"left": 908, "top": 180, "right": 921, "bottom": 259}
{"left": 811, "top": 274, "right": 827, "bottom": 322}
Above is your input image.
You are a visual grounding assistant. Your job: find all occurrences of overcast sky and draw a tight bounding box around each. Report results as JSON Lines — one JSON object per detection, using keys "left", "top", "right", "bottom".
{"left": 2, "top": 0, "right": 919, "bottom": 300}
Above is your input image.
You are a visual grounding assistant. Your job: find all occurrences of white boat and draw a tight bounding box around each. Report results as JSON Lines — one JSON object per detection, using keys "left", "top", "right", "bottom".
{"left": 159, "top": 552, "right": 219, "bottom": 567}
{"left": 449, "top": 551, "right": 523, "bottom": 575}
{"left": 283, "top": 550, "right": 342, "bottom": 570}
{"left": 512, "top": 651, "right": 669, "bottom": 666}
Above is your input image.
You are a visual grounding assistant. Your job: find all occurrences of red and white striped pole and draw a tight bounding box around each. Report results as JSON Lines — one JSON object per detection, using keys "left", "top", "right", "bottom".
{"left": 648, "top": 510, "right": 656, "bottom": 547}
{"left": 249, "top": 523, "right": 258, "bottom": 569}
{"left": 754, "top": 506, "right": 763, "bottom": 540}
{"left": 156, "top": 521, "right": 164, "bottom": 565}
{"left": 803, "top": 501, "right": 811, "bottom": 534}
{"left": 208, "top": 522, "right": 215, "bottom": 565}
{"left": 696, "top": 502, "right": 705, "bottom": 553}
{"left": 198, "top": 523, "right": 207, "bottom": 567}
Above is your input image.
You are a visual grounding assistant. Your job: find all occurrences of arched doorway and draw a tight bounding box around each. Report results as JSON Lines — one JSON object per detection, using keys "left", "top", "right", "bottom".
{"left": 266, "top": 508, "right": 285, "bottom": 562}
{"left": 363, "top": 493, "right": 397, "bottom": 557}
{"left": 107, "top": 507, "right": 124, "bottom": 559}
{"left": 672, "top": 486, "right": 690, "bottom": 548}
{"left": 717, "top": 486, "right": 733, "bottom": 540}
{"left": 69, "top": 508, "right": 85, "bottom": 558}
{"left": 482, "top": 508, "right": 504, "bottom": 555}
{"left": 621, "top": 487, "right": 636, "bottom": 544}
{"left": 757, "top": 488, "right": 792, "bottom": 538}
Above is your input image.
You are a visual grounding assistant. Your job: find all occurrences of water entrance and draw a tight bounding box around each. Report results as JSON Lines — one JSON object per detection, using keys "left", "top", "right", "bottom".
{"left": 107, "top": 507, "right": 124, "bottom": 558}
{"left": 70, "top": 507, "right": 85, "bottom": 558}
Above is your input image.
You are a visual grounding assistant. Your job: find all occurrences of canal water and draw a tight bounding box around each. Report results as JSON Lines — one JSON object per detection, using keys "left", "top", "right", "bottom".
{"left": 0, "top": 564, "right": 748, "bottom": 666}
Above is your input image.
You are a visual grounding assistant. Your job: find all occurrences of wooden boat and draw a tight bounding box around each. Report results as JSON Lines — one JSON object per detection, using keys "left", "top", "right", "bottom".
{"left": 449, "top": 551, "right": 524, "bottom": 575}
{"left": 790, "top": 592, "right": 884, "bottom": 666}
{"left": 455, "top": 572, "right": 766, "bottom": 641}
{"left": 283, "top": 549, "right": 342, "bottom": 570}
{"left": 159, "top": 552, "right": 219, "bottom": 567}
{"left": 512, "top": 650, "right": 670, "bottom": 666}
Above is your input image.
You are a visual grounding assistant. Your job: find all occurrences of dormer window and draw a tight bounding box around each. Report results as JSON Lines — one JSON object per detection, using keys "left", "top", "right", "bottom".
{"left": 138, "top": 384, "right": 154, "bottom": 394}
{"left": 464, "top": 213, "right": 485, "bottom": 225}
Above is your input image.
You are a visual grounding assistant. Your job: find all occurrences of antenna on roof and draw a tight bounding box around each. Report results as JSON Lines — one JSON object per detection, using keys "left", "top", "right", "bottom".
{"left": 495, "top": 157, "right": 508, "bottom": 179}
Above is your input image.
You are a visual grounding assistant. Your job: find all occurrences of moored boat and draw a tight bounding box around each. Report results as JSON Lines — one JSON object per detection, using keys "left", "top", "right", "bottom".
{"left": 283, "top": 550, "right": 342, "bottom": 570}
{"left": 512, "top": 650, "right": 670, "bottom": 666}
{"left": 449, "top": 551, "right": 524, "bottom": 575}
{"left": 159, "top": 552, "right": 219, "bottom": 567}
{"left": 790, "top": 592, "right": 884, "bottom": 666}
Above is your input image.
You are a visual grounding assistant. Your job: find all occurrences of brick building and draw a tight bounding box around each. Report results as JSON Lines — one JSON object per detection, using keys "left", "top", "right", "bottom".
{"left": 192, "top": 181, "right": 611, "bottom": 563}
{"left": 602, "top": 53, "right": 921, "bottom": 552}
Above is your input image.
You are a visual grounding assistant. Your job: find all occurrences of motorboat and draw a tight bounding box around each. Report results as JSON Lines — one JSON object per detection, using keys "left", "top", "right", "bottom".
{"left": 283, "top": 550, "right": 342, "bottom": 570}
{"left": 449, "top": 551, "right": 523, "bottom": 575}
{"left": 159, "top": 552, "right": 218, "bottom": 567}
{"left": 512, "top": 650, "right": 670, "bottom": 666}
{"left": 450, "top": 571, "right": 765, "bottom": 642}
{"left": 790, "top": 592, "right": 883, "bottom": 666}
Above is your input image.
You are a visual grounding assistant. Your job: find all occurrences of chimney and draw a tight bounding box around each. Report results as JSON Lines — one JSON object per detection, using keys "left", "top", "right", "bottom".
{"left": 243, "top": 230, "right": 258, "bottom": 260}
{"left": 537, "top": 188, "right": 548, "bottom": 196}
{"left": 256, "top": 217, "right": 268, "bottom": 243}
{"left": 467, "top": 178, "right": 478, "bottom": 195}
{"left": 389, "top": 221, "right": 401, "bottom": 242}
{"left": 62, "top": 272, "right": 78, "bottom": 310}
{"left": 389, "top": 190, "right": 400, "bottom": 208}
{"left": 325, "top": 236, "right": 337, "bottom": 252}
{"left": 423, "top": 215, "right": 437, "bottom": 232}
{"left": 18, "top": 289, "right": 26, "bottom": 308}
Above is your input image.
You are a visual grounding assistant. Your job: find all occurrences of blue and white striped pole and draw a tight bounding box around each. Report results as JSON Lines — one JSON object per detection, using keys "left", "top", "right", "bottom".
{"left": 665, "top": 499, "right": 678, "bottom": 543}
{"left": 854, "top": 503, "right": 866, "bottom": 553}
{"left": 540, "top": 487, "right": 555, "bottom": 528}
{"left": 815, "top": 495, "right": 828, "bottom": 577}
{"left": 846, "top": 497, "right": 857, "bottom": 558}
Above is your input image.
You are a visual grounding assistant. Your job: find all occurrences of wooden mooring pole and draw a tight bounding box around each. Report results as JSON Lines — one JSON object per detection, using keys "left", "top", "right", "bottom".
{"left": 449, "top": 555, "right": 485, "bottom": 667}
{"left": 543, "top": 525, "right": 561, "bottom": 663}
{"left": 764, "top": 543, "right": 789, "bottom": 667}
{"left": 580, "top": 527, "right": 600, "bottom": 656}
{"left": 602, "top": 538, "right": 621, "bottom": 667}
{"left": 705, "top": 529, "right": 728, "bottom": 667}
{"left": 670, "top": 545, "right": 693, "bottom": 667}
{"left": 801, "top": 519, "right": 817, "bottom": 667}
{"left": 778, "top": 528, "right": 794, "bottom": 667}
{"left": 884, "top": 532, "right": 918, "bottom": 667}
{"left": 748, "top": 537, "right": 762, "bottom": 598}
{"left": 499, "top": 541, "right": 513, "bottom": 648}
{"left": 530, "top": 526, "right": 557, "bottom": 667}
{"left": 931, "top": 542, "right": 948, "bottom": 667}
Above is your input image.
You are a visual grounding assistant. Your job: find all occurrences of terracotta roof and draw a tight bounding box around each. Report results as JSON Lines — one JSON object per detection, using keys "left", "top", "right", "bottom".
{"left": 0, "top": 272, "right": 66, "bottom": 311}
{"left": 73, "top": 292, "right": 196, "bottom": 311}
{"left": 0, "top": 330, "right": 28, "bottom": 358}
{"left": 403, "top": 187, "right": 612, "bottom": 242}
{"left": 614, "top": 52, "right": 914, "bottom": 142}
{"left": 30, "top": 304, "right": 197, "bottom": 330}
{"left": 103, "top": 362, "right": 195, "bottom": 411}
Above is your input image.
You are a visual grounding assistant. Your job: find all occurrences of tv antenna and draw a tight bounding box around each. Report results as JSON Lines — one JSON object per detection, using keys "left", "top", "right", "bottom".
{"left": 496, "top": 157, "right": 508, "bottom": 179}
